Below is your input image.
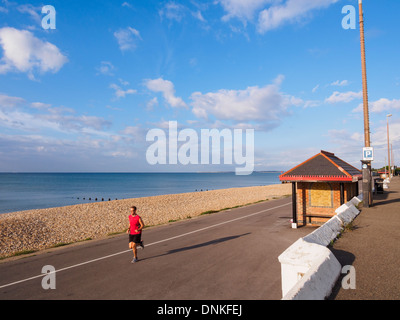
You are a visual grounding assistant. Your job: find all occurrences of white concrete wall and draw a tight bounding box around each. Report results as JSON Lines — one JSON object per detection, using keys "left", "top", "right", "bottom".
{"left": 278, "top": 194, "right": 363, "bottom": 300}
{"left": 281, "top": 242, "right": 342, "bottom": 300}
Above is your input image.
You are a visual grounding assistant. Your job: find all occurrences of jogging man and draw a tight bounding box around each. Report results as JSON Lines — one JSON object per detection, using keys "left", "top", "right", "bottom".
{"left": 127, "top": 206, "right": 145, "bottom": 263}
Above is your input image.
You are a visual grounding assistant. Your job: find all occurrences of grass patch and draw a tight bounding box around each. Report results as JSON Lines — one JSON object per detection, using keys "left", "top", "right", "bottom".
{"left": 0, "top": 249, "right": 38, "bottom": 260}
{"left": 0, "top": 238, "right": 94, "bottom": 260}
{"left": 200, "top": 210, "right": 219, "bottom": 215}
{"left": 52, "top": 242, "right": 72, "bottom": 248}
{"left": 329, "top": 221, "right": 357, "bottom": 247}
{"left": 13, "top": 249, "right": 37, "bottom": 257}
{"left": 343, "top": 221, "right": 356, "bottom": 232}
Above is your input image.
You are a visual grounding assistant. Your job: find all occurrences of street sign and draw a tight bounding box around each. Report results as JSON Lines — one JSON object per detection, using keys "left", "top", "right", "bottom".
{"left": 363, "top": 147, "right": 374, "bottom": 161}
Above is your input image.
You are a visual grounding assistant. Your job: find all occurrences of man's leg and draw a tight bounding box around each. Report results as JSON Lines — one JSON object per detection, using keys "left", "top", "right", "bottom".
{"left": 138, "top": 240, "right": 144, "bottom": 249}
{"left": 132, "top": 243, "right": 137, "bottom": 258}
{"left": 130, "top": 242, "right": 139, "bottom": 263}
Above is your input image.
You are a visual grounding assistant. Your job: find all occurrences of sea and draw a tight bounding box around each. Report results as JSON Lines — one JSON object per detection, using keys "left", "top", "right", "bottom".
{"left": 0, "top": 172, "right": 282, "bottom": 215}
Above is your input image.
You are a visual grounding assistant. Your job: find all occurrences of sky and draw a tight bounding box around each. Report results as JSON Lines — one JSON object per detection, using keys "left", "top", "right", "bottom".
{"left": 0, "top": 0, "right": 399, "bottom": 173}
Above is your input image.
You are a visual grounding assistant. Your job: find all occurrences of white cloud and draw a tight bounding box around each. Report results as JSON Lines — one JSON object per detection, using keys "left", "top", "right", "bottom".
{"left": 190, "top": 76, "right": 301, "bottom": 126}
{"left": 159, "top": 2, "right": 208, "bottom": 25}
{"left": 0, "top": 27, "right": 68, "bottom": 79}
{"left": 257, "top": 0, "right": 339, "bottom": 33}
{"left": 0, "top": 131, "right": 140, "bottom": 172}
{"left": 114, "top": 27, "right": 142, "bottom": 51}
{"left": 217, "top": 0, "right": 272, "bottom": 23}
{"left": 331, "top": 80, "right": 349, "bottom": 87}
{"left": 120, "top": 126, "right": 146, "bottom": 143}
{"left": 96, "top": 61, "right": 116, "bottom": 76}
{"left": 326, "top": 119, "right": 400, "bottom": 169}
{"left": 145, "top": 78, "right": 187, "bottom": 108}
{"left": 159, "top": 2, "right": 186, "bottom": 22}
{"left": 0, "top": 92, "right": 111, "bottom": 135}
{"left": 17, "top": 4, "right": 42, "bottom": 26}
{"left": 217, "top": 0, "right": 340, "bottom": 34}
{"left": 122, "top": 126, "right": 141, "bottom": 136}
{"left": 30, "top": 102, "right": 52, "bottom": 110}
{"left": 325, "top": 91, "right": 362, "bottom": 104}
{"left": 0, "top": 94, "right": 149, "bottom": 171}
{"left": 146, "top": 97, "right": 158, "bottom": 111}
{"left": 110, "top": 83, "right": 137, "bottom": 99}
{"left": 303, "top": 100, "right": 321, "bottom": 108}
{"left": 118, "top": 78, "right": 130, "bottom": 86}
{"left": 328, "top": 129, "right": 361, "bottom": 146}
{"left": 372, "top": 119, "right": 400, "bottom": 146}
{"left": 122, "top": 2, "right": 133, "bottom": 9}
{"left": 0, "top": 93, "right": 26, "bottom": 108}
{"left": 368, "top": 98, "right": 400, "bottom": 113}
{"left": 0, "top": 105, "right": 111, "bottom": 134}
{"left": 192, "top": 10, "right": 206, "bottom": 23}
{"left": 325, "top": 129, "right": 365, "bottom": 167}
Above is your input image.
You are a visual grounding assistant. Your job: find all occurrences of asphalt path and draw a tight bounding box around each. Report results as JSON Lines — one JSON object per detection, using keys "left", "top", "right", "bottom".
{"left": 0, "top": 197, "right": 312, "bottom": 300}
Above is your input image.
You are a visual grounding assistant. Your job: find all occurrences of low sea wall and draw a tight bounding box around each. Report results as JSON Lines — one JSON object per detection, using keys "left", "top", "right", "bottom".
{"left": 278, "top": 194, "right": 363, "bottom": 300}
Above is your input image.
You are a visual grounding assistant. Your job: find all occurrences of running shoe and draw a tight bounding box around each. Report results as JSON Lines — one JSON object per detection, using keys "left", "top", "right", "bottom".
{"left": 138, "top": 241, "right": 144, "bottom": 249}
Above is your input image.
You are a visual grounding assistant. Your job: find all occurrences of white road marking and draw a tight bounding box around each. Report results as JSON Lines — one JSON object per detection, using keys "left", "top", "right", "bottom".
{"left": 0, "top": 201, "right": 290, "bottom": 289}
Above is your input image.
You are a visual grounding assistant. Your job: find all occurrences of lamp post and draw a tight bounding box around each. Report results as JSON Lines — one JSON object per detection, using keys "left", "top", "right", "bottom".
{"left": 385, "top": 157, "right": 387, "bottom": 177}
{"left": 359, "top": 0, "right": 372, "bottom": 207}
{"left": 387, "top": 114, "right": 392, "bottom": 179}
{"left": 392, "top": 144, "right": 395, "bottom": 175}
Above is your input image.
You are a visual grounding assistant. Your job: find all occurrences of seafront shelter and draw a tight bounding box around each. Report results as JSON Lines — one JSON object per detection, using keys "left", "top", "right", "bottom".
{"left": 280, "top": 150, "right": 362, "bottom": 227}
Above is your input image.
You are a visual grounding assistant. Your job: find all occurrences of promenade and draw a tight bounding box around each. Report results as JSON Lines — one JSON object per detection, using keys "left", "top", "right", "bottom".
{"left": 0, "top": 197, "right": 311, "bottom": 300}
{"left": 329, "top": 176, "right": 400, "bottom": 300}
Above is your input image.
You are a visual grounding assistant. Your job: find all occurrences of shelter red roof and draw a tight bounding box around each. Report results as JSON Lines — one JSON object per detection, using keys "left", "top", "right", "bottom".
{"left": 279, "top": 150, "right": 362, "bottom": 182}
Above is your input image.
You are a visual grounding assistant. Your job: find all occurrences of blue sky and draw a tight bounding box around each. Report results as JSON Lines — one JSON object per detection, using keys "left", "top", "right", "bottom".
{"left": 0, "top": 0, "right": 399, "bottom": 172}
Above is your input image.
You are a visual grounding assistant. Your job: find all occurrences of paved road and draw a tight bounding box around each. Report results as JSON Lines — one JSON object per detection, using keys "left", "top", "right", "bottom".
{"left": 0, "top": 197, "right": 311, "bottom": 300}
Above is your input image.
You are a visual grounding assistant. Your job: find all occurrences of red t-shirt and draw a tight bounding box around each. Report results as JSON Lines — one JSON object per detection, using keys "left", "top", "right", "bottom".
{"left": 129, "top": 214, "right": 142, "bottom": 235}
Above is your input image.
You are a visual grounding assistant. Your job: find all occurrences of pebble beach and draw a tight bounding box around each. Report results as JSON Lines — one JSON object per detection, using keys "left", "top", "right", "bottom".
{"left": 0, "top": 183, "right": 291, "bottom": 259}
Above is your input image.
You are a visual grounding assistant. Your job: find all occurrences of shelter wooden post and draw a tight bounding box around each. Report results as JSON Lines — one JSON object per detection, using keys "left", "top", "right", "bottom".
{"left": 340, "top": 183, "right": 345, "bottom": 205}
{"left": 292, "top": 182, "right": 297, "bottom": 229}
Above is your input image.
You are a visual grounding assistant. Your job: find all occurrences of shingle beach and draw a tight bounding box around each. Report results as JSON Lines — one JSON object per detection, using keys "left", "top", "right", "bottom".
{"left": 0, "top": 183, "right": 291, "bottom": 259}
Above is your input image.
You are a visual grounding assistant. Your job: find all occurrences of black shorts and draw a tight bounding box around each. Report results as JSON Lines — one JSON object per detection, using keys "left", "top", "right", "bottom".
{"left": 129, "top": 234, "right": 142, "bottom": 244}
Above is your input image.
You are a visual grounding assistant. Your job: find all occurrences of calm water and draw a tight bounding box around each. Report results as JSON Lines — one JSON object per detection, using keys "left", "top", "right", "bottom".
{"left": 0, "top": 172, "right": 281, "bottom": 214}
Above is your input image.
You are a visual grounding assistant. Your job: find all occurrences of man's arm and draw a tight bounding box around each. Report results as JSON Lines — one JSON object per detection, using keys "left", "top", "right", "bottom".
{"left": 138, "top": 218, "right": 145, "bottom": 232}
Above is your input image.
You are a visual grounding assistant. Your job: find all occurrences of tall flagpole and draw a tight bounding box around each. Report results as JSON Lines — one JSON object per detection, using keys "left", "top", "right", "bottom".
{"left": 359, "top": 0, "right": 370, "bottom": 147}
{"left": 359, "top": 0, "right": 372, "bottom": 207}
